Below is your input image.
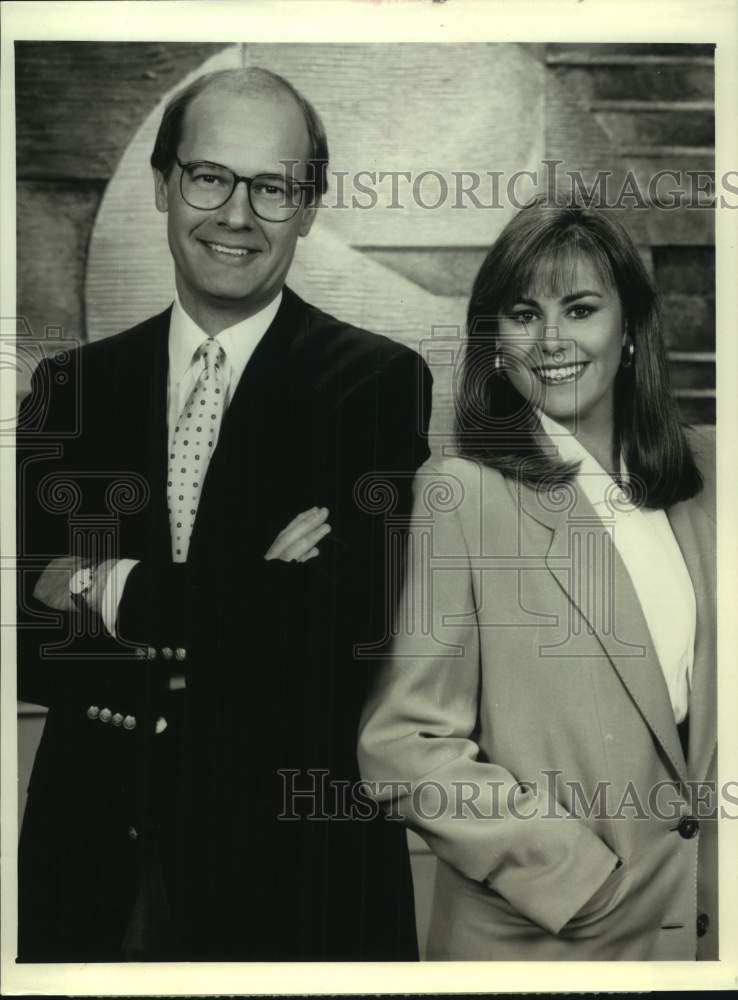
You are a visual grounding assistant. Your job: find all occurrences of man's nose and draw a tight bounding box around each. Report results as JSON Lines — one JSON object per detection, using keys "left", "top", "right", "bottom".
{"left": 217, "top": 179, "right": 255, "bottom": 227}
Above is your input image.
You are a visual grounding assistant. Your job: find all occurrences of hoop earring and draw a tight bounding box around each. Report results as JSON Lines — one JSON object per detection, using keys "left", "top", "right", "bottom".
{"left": 621, "top": 339, "right": 634, "bottom": 368}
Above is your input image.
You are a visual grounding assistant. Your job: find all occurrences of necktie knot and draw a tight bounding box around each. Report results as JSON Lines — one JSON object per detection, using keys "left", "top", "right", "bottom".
{"left": 196, "top": 338, "right": 225, "bottom": 372}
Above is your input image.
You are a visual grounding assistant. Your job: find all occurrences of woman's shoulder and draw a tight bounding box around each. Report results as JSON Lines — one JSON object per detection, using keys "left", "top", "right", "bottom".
{"left": 682, "top": 423, "right": 715, "bottom": 518}
{"left": 411, "top": 455, "right": 516, "bottom": 536}
{"left": 415, "top": 454, "right": 509, "bottom": 497}
{"left": 684, "top": 423, "right": 715, "bottom": 485}
{"left": 684, "top": 424, "right": 715, "bottom": 471}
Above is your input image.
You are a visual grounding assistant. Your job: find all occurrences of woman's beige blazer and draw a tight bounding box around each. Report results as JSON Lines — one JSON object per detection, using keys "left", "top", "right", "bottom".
{"left": 358, "top": 429, "right": 716, "bottom": 960}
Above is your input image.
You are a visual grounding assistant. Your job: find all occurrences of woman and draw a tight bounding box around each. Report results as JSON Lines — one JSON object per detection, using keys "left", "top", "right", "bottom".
{"left": 358, "top": 198, "right": 716, "bottom": 961}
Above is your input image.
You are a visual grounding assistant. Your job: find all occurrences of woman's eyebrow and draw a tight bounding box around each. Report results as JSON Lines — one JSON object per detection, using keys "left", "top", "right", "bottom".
{"left": 560, "top": 290, "right": 604, "bottom": 304}
{"left": 510, "top": 289, "right": 604, "bottom": 308}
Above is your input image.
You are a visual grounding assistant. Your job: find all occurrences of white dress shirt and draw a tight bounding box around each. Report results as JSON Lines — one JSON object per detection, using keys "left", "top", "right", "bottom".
{"left": 101, "top": 292, "right": 283, "bottom": 635}
{"left": 538, "top": 412, "right": 696, "bottom": 725}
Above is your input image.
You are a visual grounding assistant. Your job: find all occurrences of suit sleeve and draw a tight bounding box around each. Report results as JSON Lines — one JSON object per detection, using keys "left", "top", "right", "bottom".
{"left": 116, "top": 345, "right": 433, "bottom": 656}
{"left": 16, "top": 355, "right": 140, "bottom": 707}
{"left": 357, "top": 463, "right": 620, "bottom": 935}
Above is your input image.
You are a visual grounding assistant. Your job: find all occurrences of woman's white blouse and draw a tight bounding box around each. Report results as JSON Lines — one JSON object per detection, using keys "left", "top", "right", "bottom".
{"left": 539, "top": 413, "right": 696, "bottom": 725}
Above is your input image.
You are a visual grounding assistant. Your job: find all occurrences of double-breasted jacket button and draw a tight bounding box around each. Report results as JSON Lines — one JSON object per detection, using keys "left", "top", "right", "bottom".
{"left": 127, "top": 825, "right": 138, "bottom": 841}
{"left": 86, "top": 705, "right": 100, "bottom": 720}
{"left": 175, "top": 647, "right": 187, "bottom": 662}
{"left": 112, "top": 712, "right": 123, "bottom": 726}
{"left": 123, "top": 715, "right": 137, "bottom": 731}
{"left": 678, "top": 816, "right": 700, "bottom": 839}
{"left": 146, "top": 646, "right": 157, "bottom": 660}
{"left": 696, "top": 913, "right": 710, "bottom": 937}
{"left": 99, "top": 707, "right": 112, "bottom": 723}
{"left": 134, "top": 647, "right": 147, "bottom": 659}
{"left": 161, "top": 647, "right": 173, "bottom": 660}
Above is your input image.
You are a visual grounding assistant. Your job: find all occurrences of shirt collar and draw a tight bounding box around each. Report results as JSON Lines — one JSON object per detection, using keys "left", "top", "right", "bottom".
{"left": 168, "top": 291, "right": 283, "bottom": 382}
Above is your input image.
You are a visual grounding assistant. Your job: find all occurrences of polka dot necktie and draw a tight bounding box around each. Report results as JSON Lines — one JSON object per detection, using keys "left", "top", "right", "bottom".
{"left": 167, "top": 339, "right": 226, "bottom": 562}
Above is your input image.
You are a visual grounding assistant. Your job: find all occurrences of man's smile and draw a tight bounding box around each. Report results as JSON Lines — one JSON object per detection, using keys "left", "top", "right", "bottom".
{"left": 199, "top": 238, "right": 261, "bottom": 260}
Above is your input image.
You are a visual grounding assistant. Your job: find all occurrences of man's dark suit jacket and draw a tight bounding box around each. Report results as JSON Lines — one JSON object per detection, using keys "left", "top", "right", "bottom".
{"left": 16, "top": 286, "right": 432, "bottom": 962}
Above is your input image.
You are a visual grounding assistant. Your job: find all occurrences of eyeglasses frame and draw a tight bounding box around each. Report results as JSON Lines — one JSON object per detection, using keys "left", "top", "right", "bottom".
{"left": 175, "top": 156, "right": 311, "bottom": 222}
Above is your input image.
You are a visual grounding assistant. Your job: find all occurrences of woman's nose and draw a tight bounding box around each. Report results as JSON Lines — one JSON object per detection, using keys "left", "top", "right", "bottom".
{"left": 538, "top": 324, "right": 569, "bottom": 363}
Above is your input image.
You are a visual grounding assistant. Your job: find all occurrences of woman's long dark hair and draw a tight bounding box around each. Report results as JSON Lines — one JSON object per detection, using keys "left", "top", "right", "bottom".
{"left": 454, "top": 197, "right": 703, "bottom": 508}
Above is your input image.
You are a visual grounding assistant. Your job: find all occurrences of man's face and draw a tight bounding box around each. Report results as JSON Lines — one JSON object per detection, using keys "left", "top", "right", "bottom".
{"left": 154, "top": 87, "right": 317, "bottom": 326}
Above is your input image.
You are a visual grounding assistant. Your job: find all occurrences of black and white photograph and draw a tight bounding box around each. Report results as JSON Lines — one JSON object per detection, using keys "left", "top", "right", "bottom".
{"left": 2, "top": 0, "right": 737, "bottom": 994}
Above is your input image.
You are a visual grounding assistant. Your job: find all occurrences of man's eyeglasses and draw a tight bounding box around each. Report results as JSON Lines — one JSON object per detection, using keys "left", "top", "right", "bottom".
{"left": 176, "top": 157, "right": 309, "bottom": 222}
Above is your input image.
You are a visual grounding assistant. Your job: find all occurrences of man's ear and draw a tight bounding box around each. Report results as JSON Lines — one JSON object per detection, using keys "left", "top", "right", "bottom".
{"left": 153, "top": 168, "right": 169, "bottom": 214}
{"left": 298, "top": 201, "right": 318, "bottom": 238}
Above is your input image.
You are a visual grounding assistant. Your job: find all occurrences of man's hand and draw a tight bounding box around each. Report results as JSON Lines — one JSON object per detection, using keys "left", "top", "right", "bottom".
{"left": 33, "top": 557, "right": 116, "bottom": 613}
{"left": 264, "top": 507, "right": 331, "bottom": 563}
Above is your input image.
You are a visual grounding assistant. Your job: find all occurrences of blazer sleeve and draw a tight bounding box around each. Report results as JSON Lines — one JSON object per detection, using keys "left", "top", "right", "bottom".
{"left": 116, "top": 344, "right": 433, "bottom": 654}
{"left": 357, "top": 462, "right": 620, "bottom": 935}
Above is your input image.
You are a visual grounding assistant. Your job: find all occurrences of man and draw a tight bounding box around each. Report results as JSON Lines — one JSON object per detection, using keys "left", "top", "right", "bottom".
{"left": 17, "top": 67, "right": 432, "bottom": 961}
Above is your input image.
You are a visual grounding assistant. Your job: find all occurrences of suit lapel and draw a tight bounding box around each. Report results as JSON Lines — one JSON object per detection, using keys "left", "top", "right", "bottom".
{"left": 667, "top": 492, "right": 717, "bottom": 782}
{"left": 142, "top": 309, "right": 172, "bottom": 563}
{"left": 188, "top": 289, "right": 308, "bottom": 558}
{"left": 113, "top": 307, "right": 171, "bottom": 562}
{"left": 520, "top": 478, "right": 689, "bottom": 786}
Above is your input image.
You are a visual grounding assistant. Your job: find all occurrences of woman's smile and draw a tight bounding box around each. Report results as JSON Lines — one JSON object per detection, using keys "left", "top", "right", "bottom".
{"left": 531, "top": 360, "right": 588, "bottom": 385}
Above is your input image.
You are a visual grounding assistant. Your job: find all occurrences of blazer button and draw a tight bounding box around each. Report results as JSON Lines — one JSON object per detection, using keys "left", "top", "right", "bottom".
{"left": 678, "top": 816, "right": 700, "bottom": 839}
{"left": 146, "top": 646, "right": 157, "bottom": 660}
{"left": 123, "top": 715, "right": 137, "bottom": 731}
{"left": 161, "top": 647, "right": 173, "bottom": 660}
{"left": 134, "top": 647, "right": 147, "bottom": 659}
{"left": 696, "top": 912, "right": 709, "bottom": 937}
{"left": 86, "top": 705, "right": 100, "bottom": 720}
{"left": 127, "top": 825, "right": 138, "bottom": 841}
{"left": 112, "top": 712, "right": 123, "bottom": 726}
{"left": 175, "top": 647, "right": 187, "bottom": 661}
{"left": 99, "top": 707, "right": 112, "bottom": 723}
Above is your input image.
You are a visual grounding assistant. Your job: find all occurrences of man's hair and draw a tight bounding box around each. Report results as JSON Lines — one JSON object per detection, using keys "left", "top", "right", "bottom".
{"left": 150, "top": 67, "right": 329, "bottom": 203}
{"left": 454, "top": 194, "right": 703, "bottom": 509}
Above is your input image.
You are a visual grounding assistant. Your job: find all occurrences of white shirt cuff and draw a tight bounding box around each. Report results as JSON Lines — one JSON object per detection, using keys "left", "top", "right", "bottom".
{"left": 101, "top": 559, "right": 139, "bottom": 638}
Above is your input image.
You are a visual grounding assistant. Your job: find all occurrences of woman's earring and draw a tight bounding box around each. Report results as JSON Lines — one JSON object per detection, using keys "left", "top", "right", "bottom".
{"left": 621, "top": 338, "right": 635, "bottom": 368}
{"left": 494, "top": 345, "right": 503, "bottom": 371}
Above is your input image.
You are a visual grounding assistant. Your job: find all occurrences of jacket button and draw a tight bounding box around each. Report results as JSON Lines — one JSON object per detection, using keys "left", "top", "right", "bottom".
{"left": 146, "top": 646, "right": 157, "bottom": 660}
{"left": 134, "top": 647, "right": 147, "bottom": 659}
{"left": 86, "top": 705, "right": 100, "bottom": 719}
{"left": 678, "top": 816, "right": 700, "bottom": 839}
{"left": 175, "top": 647, "right": 187, "bottom": 661}
{"left": 161, "top": 647, "right": 173, "bottom": 660}
{"left": 123, "top": 715, "right": 137, "bottom": 731}
{"left": 112, "top": 712, "right": 123, "bottom": 726}
{"left": 99, "top": 707, "right": 112, "bottom": 723}
{"left": 696, "top": 913, "right": 709, "bottom": 937}
{"left": 128, "top": 826, "right": 138, "bottom": 841}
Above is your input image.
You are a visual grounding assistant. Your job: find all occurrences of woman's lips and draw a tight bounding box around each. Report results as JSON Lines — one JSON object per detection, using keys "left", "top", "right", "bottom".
{"left": 532, "top": 361, "right": 587, "bottom": 385}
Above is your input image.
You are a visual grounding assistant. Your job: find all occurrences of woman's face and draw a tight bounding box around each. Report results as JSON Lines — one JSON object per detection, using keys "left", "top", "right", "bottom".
{"left": 496, "top": 256, "right": 626, "bottom": 435}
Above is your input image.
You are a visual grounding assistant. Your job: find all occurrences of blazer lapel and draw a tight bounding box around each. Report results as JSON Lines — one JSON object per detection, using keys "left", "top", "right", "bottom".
{"left": 519, "top": 478, "right": 689, "bottom": 786}
{"left": 188, "top": 289, "right": 308, "bottom": 557}
{"left": 142, "top": 309, "right": 172, "bottom": 563}
{"left": 667, "top": 491, "right": 717, "bottom": 782}
{"left": 113, "top": 307, "right": 171, "bottom": 562}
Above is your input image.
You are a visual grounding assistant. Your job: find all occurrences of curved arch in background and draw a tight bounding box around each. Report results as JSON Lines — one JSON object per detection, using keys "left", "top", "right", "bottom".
{"left": 85, "top": 43, "right": 547, "bottom": 356}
